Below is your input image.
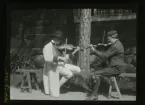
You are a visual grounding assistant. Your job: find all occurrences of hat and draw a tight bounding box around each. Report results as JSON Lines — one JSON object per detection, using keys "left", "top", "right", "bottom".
{"left": 50, "top": 30, "right": 63, "bottom": 38}
{"left": 107, "top": 30, "right": 118, "bottom": 38}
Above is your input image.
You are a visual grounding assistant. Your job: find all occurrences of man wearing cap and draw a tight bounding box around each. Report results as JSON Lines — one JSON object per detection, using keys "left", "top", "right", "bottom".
{"left": 87, "top": 30, "right": 126, "bottom": 100}
{"left": 42, "top": 30, "right": 81, "bottom": 98}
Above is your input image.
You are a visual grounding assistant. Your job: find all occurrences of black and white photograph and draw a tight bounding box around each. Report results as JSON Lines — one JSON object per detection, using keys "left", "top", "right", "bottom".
{"left": 10, "top": 6, "right": 136, "bottom": 101}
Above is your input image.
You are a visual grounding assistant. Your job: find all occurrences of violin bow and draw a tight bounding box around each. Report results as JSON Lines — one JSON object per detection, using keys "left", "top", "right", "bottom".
{"left": 65, "top": 38, "right": 67, "bottom": 55}
{"left": 103, "top": 30, "right": 110, "bottom": 67}
{"left": 102, "top": 30, "right": 105, "bottom": 44}
{"left": 100, "top": 30, "right": 106, "bottom": 52}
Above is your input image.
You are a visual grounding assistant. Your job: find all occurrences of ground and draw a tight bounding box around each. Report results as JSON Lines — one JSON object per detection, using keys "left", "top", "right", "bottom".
{"left": 10, "top": 73, "right": 136, "bottom": 101}
{"left": 10, "top": 86, "right": 136, "bottom": 101}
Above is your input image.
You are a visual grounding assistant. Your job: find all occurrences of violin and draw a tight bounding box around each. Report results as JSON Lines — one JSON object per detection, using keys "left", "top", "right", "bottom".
{"left": 93, "top": 43, "right": 112, "bottom": 47}
{"left": 57, "top": 44, "right": 76, "bottom": 50}
{"left": 57, "top": 44, "right": 78, "bottom": 65}
{"left": 57, "top": 42, "right": 113, "bottom": 52}
{"left": 57, "top": 44, "right": 84, "bottom": 51}
{"left": 84, "top": 42, "right": 113, "bottom": 50}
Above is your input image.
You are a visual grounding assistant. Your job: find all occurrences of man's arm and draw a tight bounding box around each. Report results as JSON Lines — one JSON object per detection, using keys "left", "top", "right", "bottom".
{"left": 43, "top": 43, "right": 54, "bottom": 62}
{"left": 72, "top": 47, "right": 80, "bottom": 56}
{"left": 68, "top": 47, "right": 80, "bottom": 60}
{"left": 43, "top": 43, "right": 68, "bottom": 63}
{"left": 53, "top": 56, "right": 59, "bottom": 62}
{"left": 91, "top": 45, "right": 118, "bottom": 59}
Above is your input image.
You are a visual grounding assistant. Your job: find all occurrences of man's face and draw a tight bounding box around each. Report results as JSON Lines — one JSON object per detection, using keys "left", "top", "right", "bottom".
{"left": 55, "top": 40, "right": 61, "bottom": 45}
{"left": 107, "top": 36, "right": 113, "bottom": 43}
{"left": 62, "top": 51, "right": 66, "bottom": 56}
{"left": 53, "top": 38, "right": 62, "bottom": 45}
{"left": 24, "top": 39, "right": 30, "bottom": 46}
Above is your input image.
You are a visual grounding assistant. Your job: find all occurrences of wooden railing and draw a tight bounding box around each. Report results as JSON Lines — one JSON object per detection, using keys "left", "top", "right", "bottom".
{"left": 92, "top": 9, "right": 135, "bottom": 16}
{"left": 74, "top": 9, "right": 136, "bottom": 22}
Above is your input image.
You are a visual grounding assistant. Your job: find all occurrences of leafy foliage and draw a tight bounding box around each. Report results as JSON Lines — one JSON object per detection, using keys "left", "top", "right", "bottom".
{"left": 10, "top": 34, "right": 36, "bottom": 73}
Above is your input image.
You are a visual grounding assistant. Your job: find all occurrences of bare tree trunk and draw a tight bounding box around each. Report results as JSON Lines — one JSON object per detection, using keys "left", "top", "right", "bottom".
{"left": 76, "top": 23, "right": 80, "bottom": 66}
{"left": 78, "top": 9, "right": 91, "bottom": 72}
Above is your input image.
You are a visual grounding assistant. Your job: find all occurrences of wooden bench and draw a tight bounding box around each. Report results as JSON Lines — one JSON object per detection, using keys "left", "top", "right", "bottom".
{"left": 119, "top": 73, "right": 136, "bottom": 78}
{"left": 15, "top": 69, "right": 42, "bottom": 93}
{"left": 108, "top": 73, "right": 136, "bottom": 99}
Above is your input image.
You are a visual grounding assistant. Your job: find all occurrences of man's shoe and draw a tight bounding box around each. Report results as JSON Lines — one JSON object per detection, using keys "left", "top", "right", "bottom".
{"left": 86, "top": 95, "right": 98, "bottom": 100}
{"left": 44, "top": 93, "right": 50, "bottom": 95}
{"left": 92, "top": 97, "right": 98, "bottom": 100}
{"left": 104, "top": 93, "right": 110, "bottom": 99}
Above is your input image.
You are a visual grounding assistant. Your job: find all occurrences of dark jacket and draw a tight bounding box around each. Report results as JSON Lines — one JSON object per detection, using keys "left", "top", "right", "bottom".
{"left": 93, "top": 40, "right": 126, "bottom": 67}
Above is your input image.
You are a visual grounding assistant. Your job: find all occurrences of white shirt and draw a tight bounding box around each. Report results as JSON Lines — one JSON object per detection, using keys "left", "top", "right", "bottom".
{"left": 43, "top": 40, "right": 55, "bottom": 62}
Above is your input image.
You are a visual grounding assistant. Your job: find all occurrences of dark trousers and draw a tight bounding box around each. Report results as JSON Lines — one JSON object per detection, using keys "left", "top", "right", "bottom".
{"left": 91, "top": 65, "right": 125, "bottom": 96}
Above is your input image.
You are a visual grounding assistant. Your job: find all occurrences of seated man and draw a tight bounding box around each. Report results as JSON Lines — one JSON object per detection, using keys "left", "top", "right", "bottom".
{"left": 87, "top": 30, "right": 127, "bottom": 100}
{"left": 58, "top": 44, "right": 81, "bottom": 88}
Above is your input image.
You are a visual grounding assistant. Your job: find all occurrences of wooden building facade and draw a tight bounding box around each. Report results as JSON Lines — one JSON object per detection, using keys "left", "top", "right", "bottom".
{"left": 10, "top": 9, "right": 136, "bottom": 72}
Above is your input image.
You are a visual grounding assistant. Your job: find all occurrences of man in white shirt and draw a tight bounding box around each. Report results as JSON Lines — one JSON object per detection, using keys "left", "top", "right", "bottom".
{"left": 43, "top": 30, "right": 81, "bottom": 98}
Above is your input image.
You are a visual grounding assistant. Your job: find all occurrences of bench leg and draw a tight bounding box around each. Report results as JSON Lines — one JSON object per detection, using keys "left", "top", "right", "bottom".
{"left": 20, "top": 73, "right": 26, "bottom": 92}
{"left": 11, "top": 72, "right": 15, "bottom": 86}
{"left": 112, "top": 77, "right": 122, "bottom": 99}
{"left": 108, "top": 85, "right": 112, "bottom": 99}
{"left": 19, "top": 71, "right": 42, "bottom": 93}
{"left": 33, "top": 74, "right": 40, "bottom": 91}
{"left": 27, "top": 72, "right": 32, "bottom": 93}
{"left": 108, "top": 77, "right": 114, "bottom": 99}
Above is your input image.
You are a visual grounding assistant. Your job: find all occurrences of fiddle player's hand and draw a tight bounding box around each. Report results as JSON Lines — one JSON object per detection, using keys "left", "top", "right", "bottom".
{"left": 58, "top": 56, "right": 68, "bottom": 62}
{"left": 97, "top": 43, "right": 107, "bottom": 46}
{"left": 97, "top": 43, "right": 105, "bottom": 46}
{"left": 97, "top": 43, "right": 101, "bottom": 45}
{"left": 75, "top": 46, "right": 80, "bottom": 51}
{"left": 64, "top": 54, "right": 69, "bottom": 60}
{"left": 90, "top": 44, "right": 96, "bottom": 51}
{"left": 72, "top": 46, "right": 80, "bottom": 55}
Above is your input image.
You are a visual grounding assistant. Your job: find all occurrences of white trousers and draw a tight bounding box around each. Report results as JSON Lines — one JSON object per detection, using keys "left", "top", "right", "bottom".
{"left": 58, "top": 64, "right": 81, "bottom": 78}
{"left": 43, "top": 62, "right": 59, "bottom": 97}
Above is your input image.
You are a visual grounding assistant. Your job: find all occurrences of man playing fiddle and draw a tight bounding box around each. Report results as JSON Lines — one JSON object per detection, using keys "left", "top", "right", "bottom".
{"left": 87, "top": 30, "right": 126, "bottom": 100}
{"left": 43, "top": 30, "right": 81, "bottom": 98}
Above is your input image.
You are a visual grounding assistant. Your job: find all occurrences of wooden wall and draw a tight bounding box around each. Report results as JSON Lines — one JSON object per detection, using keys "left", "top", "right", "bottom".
{"left": 10, "top": 9, "right": 136, "bottom": 50}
